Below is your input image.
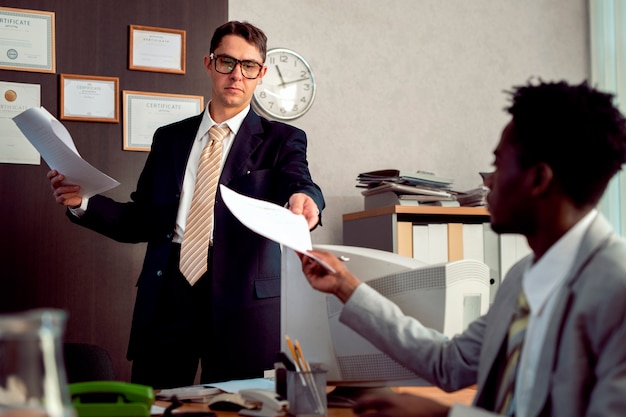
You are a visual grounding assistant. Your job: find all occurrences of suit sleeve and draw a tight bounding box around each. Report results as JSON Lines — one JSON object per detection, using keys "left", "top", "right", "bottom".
{"left": 340, "top": 283, "right": 484, "bottom": 392}
{"left": 272, "top": 126, "right": 325, "bottom": 214}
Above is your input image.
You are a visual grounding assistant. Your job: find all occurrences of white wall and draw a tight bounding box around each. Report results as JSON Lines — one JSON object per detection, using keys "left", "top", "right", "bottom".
{"left": 229, "top": 0, "right": 589, "bottom": 245}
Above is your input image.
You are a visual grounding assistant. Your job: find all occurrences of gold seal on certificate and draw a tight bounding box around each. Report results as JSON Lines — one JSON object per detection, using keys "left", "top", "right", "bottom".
{"left": 4, "top": 90, "right": 17, "bottom": 102}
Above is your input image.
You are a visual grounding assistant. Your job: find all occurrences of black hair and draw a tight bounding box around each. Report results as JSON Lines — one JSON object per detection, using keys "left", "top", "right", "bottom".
{"left": 210, "top": 21, "right": 267, "bottom": 62}
{"left": 505, "top": 79, "right": 626, "bottom": 206}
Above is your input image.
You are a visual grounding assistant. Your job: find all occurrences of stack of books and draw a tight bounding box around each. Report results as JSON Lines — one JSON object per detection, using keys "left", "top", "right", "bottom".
{"left": 357, "top": 169, "right": 458, "bottom": 210}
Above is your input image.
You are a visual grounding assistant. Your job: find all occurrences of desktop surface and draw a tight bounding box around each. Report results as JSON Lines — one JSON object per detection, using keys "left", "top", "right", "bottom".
{"left": 153, "top": 386, "right": 477, "bottom": 416}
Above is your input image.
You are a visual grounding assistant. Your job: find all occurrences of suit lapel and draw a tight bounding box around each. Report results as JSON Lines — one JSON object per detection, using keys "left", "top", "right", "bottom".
{"left": 527, "top": 214, "right": 615, "bottom": 417}
{"left": 475, "top": 261, "right": 527, "bottom": 409}
{"left": 220, "top": 110, "right": 263, "bottom": 185}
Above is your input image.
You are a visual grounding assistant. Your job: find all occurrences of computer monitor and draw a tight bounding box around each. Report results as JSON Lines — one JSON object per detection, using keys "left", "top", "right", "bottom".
{"left": 280, "top": 244, "right": 490, "bottom": 403}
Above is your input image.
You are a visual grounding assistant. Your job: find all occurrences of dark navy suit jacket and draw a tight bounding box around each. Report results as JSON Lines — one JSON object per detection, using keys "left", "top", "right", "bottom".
{"left": 68, "top": 109, "right": 325, "bottom": 381}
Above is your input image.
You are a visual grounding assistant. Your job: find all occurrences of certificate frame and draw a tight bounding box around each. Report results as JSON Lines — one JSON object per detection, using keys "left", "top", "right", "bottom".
{"left": 60, "top": 74, "right": 119, "bottom": 123}
{"left": 123, "top": 90, "right": 204, "bottom": 152}
{"left": 129, "top": 25, "right": 186, "bottom": 74}
{"left": 0, "top": 7, "right": 56, "bottom": 73}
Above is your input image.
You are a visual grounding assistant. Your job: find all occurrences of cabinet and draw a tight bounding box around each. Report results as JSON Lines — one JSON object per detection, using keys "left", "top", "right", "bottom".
{"left": 342, "top": 205, "right": 531, "bottom": 303}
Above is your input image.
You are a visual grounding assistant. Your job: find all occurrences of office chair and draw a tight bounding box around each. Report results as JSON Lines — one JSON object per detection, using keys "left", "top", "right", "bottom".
{"left": 63, "top": 342, "right": 116, "bottom": 383}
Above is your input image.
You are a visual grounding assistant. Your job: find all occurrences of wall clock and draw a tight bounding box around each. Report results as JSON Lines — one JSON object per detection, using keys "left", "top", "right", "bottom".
{"left": 252, "top": 48, "right": 316, "bottom": 121}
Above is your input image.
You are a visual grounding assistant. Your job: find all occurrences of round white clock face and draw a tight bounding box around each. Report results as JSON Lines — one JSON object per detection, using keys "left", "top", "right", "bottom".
{"left": 252, "top": 48, "right": 316, "bottom": 121}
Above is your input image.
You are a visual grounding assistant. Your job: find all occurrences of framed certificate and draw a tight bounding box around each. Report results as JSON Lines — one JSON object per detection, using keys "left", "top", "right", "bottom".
{"left": 60, "top": 74, "right": 119, "bottom": 123}
{"left": 0, "top": 81, "right": 41, "bottom": 165}
{"left": 129, "top": 25, "right": 186, "bottom": 74}
{"left": 0, "top": 7, "right": 56, "bottom": 73}
{"left": 123, "top": 90, "right": 204, "bottom": 151}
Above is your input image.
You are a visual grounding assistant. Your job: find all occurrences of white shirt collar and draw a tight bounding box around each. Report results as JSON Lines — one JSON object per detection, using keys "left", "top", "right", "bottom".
{"left": 522, "top": 209, "right": 598, "bottom": 315}
{"left": 196, "top": 101, "right": 250, "bottom": 141}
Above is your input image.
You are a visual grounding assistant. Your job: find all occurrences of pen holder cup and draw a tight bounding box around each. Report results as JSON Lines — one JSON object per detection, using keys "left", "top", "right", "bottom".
{"left": 286, "top": 368, "right": 327, "bottom": 417}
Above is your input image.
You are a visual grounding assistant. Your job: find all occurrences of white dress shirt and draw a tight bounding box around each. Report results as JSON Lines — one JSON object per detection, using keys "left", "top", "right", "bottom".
{"left": 172, "top": 102, "right": 250, "bottom": 243}
{"left": 514, "top": 209, "right": 597, "bottom": 417}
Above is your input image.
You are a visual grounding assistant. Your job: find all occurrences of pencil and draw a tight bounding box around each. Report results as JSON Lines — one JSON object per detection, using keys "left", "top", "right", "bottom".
{"left": 294, "top": 339, "right": 311, "bottom": 372}
{"left": 285, "top": 335, "right": 303, "bottom": 371}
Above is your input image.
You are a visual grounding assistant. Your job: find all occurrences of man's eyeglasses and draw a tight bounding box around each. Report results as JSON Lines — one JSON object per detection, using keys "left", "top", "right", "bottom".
{"left": 209, "top": 53, "right": 263, "bottom": 79}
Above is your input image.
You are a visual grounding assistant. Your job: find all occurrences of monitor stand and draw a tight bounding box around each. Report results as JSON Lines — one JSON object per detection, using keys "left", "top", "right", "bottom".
{"left": 327, "top": 386, "right": 395, "bottom": 408}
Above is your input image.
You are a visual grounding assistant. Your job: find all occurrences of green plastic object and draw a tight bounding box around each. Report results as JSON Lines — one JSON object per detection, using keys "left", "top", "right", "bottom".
{"left": 69, "top": 381, "right": 155, "bottom": 417}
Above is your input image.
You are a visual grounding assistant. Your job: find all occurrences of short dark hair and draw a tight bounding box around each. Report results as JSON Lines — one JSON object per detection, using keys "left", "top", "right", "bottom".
{"left": 210, "top": 21, "right": 268, "bottom": 62}
{"left": 505, "top": 79, "right": 626, "bottom": 206}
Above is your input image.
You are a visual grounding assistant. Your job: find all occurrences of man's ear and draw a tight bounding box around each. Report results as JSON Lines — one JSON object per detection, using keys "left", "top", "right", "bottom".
{"left": 529, "top": 162, "right": 554, "bottom": 196}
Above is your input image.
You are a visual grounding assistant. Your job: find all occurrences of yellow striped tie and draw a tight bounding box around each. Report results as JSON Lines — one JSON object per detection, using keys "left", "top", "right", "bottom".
{"left": 179, "top": 125, "right": 229, "bottom": 285}
{"left": 495, "top": 291, "right": 530, "bottom": 415}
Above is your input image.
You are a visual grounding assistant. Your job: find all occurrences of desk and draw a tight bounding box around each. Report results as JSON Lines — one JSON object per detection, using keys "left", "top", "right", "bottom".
{"left": 154, "top": 386, "right": 476, "bottom": 416}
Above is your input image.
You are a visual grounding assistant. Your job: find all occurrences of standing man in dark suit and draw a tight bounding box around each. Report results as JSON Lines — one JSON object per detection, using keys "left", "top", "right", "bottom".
{"left": 48, "top": 21, "right": 325, "bottom": 388}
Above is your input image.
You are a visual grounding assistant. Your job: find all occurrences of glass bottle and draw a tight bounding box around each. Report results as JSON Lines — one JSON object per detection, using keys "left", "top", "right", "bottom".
{"left": 0, "top": 309, "right": 75, "bottom": 417}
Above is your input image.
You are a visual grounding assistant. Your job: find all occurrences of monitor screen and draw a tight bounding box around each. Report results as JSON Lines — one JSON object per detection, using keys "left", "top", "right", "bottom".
{"left": 280, "top": 244, "right": 490, "bottom": 399}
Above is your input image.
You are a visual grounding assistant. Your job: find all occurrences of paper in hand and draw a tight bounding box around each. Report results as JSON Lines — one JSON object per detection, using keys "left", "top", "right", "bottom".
{"left": 12, "top": 107, "right": 120, "bottom": 198}
{"left": 220, "top": 185, "right": 335, "bottom": 273}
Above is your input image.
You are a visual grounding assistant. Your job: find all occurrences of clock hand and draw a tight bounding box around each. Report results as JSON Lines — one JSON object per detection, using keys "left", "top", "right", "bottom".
{"left": 275, "top": 65, "right": 287, "bottom": 87}
{"left": 281, "top": 77, "right": 310, "bottom": 87}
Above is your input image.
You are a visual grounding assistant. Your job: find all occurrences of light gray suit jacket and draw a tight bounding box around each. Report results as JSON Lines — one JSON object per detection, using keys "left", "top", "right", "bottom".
{"left": 340, "top": 214, "right": 626, "bottom": 417}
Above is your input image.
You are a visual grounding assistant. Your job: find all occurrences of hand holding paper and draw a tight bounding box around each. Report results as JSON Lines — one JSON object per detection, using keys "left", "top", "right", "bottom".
{"left": 219, "top": 185, "right": 335, "bottom": 273}
{"left": 12, "top": 107, "right": 120, "bottom": 198}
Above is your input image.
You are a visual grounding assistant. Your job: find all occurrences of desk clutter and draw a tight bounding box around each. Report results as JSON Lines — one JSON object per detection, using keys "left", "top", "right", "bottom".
{"left": 154, "top": 338, "right": 326, "bottom": 417}
{"left": 156, "top": 384, "right": 289, "bottom": 417}
{"left": 356, "top": 169, "right": 488, "bottom": 209}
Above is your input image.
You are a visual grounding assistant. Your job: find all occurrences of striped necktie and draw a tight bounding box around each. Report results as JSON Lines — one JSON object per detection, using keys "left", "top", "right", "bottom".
{"left": 179, "top": 125, "right": 229, "bottom": 285}
{"left": 495, "top": 290, "right": 530, "bottom": 415}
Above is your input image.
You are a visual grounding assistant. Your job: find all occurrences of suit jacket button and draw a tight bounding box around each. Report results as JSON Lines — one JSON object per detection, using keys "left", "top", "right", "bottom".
{"left": 166, "top": 233, "right": 173, "bottom": 239}
{"left": 156, "top": 270, "right": 163, "bottom": 277}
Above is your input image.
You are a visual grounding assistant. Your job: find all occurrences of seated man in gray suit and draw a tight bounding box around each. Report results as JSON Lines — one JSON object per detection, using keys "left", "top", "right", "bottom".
{"left": 299, "top": 79, "right": 626, "bottom": 417}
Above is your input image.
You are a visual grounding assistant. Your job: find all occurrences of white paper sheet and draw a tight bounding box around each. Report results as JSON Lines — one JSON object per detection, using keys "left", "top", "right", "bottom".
{"left": 220, "top": 185, "right": 335, "bottom": 273}
{"left": 12, "top": 107, "right": 120, "bottom": 198}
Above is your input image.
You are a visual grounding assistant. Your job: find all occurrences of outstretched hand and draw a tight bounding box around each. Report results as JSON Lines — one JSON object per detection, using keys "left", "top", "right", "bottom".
{"left": 298, "top": 249, "right": 361, "bottom": 303}
{"left": 288, "top": 192, "right": 320, "bottom": 229}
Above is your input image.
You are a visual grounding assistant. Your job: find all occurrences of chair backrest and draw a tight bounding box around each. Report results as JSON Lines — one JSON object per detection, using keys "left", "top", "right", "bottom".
{"left": 63, "top": 342, "right": 115, "bottom": 383}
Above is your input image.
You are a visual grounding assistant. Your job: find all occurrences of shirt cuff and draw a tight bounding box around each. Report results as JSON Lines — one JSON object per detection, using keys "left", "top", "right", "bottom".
{"left": 68, "top": 197, "right": 89, "bottom": 217}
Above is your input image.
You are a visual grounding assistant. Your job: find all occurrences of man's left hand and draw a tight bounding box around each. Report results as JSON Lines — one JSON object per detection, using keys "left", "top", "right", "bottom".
{"left": 288, "top": 192, "right": 320, "bottom": 229}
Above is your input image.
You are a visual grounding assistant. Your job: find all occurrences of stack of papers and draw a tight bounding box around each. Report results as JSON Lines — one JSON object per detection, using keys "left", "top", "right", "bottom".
{"left": 455, "top": 186, "right": 489, "bottom": 207}
{"left": 357, "top": 169, "right": 457, "bottom": 209}
{"left": 357, "top": 169, "right": 454, "bottom": 189}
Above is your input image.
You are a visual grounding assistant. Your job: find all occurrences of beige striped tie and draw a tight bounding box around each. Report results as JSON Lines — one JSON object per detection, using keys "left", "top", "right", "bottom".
{"left": 179, "top": 125, "right": 229, "bottom": 285}
{"left": 495, "top": 291, "right": 530, "bottom": 415}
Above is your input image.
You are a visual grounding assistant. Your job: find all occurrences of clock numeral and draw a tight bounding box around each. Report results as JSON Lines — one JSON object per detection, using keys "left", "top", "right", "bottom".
{"left": 259, "top": 91, "right": 267, "bottom": 99}
{"left": 303, "top": 83, "right": 310, "bottom": 91}
{"left": 299, "top": 96, "right": 307, "bottom": 104}
{"left": 292, "top": 104, "right": 299, "bottom": 112}
{"left": 280, "top": 55, "right": 288, "bottom": 63}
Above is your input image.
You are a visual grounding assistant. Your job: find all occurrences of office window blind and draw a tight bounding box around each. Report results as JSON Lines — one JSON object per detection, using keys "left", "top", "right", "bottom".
{"left": 590, "top": 0, "right": 626, "bottom": 237}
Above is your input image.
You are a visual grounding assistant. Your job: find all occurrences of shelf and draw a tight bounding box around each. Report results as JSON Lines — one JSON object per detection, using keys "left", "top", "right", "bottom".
{"left": 343, "top": 206, "right": 490, "bottom": 221}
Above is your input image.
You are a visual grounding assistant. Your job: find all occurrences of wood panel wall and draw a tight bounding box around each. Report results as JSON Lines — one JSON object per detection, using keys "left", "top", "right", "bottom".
{"left": 0, "top": 0, "right": 227, "bottom": 382}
